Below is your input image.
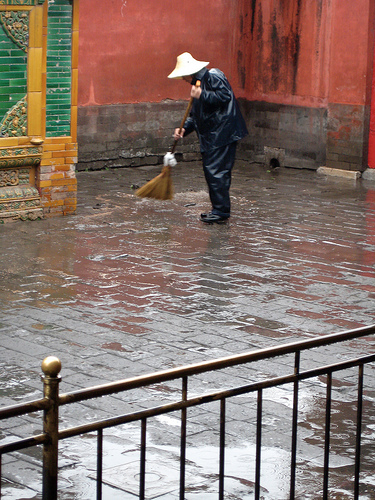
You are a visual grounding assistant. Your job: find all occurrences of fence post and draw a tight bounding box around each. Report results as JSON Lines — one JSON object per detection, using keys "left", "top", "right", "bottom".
{"left": 41, "top": 356, "right": 61, "bottom": 500}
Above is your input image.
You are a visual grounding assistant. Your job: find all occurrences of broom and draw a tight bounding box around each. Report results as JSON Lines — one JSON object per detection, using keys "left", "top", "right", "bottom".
{"left": 135, "top": 81, "right": 200, "bottom": 200}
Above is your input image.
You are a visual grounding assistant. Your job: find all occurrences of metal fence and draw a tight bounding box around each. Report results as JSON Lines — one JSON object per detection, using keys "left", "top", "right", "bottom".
{"left": 0, "top": 324, "right": 374, "bottom": 499}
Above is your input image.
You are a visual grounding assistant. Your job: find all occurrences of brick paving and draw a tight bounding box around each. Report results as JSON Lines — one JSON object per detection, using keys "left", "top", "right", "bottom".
{"left": 1, "top": 161, "right": 375, "bottom": 498}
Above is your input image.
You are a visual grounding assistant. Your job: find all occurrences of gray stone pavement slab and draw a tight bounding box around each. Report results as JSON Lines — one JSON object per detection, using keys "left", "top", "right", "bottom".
{"left": 1, "top": 160, "right": 375, "bottom": 498}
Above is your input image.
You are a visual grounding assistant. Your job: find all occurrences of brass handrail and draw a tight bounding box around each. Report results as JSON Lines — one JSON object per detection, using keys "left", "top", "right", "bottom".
{"left": 58, "top": 324, "right": 375, "bottom": 406}
{"left": 58, "top": 351, "right": 375, "bottom": 440}
{"left": 0, "top": 397, "right": 50, "bottom": 420}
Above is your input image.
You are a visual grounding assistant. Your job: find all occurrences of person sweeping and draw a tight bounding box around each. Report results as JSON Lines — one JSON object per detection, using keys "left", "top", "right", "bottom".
{"left": 168, "top": 52, "right": 248, "bottom": 223}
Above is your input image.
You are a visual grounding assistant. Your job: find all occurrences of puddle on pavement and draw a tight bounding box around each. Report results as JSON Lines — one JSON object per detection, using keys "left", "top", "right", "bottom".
{"left": 1, "top": 479, "right": 38, "bottom": 500}
{"left": 67, "top": 431, "right": 375, "bottom": 499}
{"left": 91, "top": 443, "right": 290, "bottom": 499}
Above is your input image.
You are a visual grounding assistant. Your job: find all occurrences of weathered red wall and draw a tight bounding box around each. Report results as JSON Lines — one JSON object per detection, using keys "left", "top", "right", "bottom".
{"left": 78, "top": 0, "right": 375, "bottom": 112}
{"left": 234, "top": 0, "right": 374, "bottom": 108}
{"left": 78, "top": 0, "right": 238, "bottom": 106}
{"left": 328, "top": 0, "right": 373, "bottom": 104}
{"left": 326, "top": 0, "right": 375, "bottom": 171}
{"left": 77, "top": 0, "right": 375, "bottom": 172}
{"left": 232, "top": 0, "right": 375, "bottom": 171}
{"left": 368, "top": 32, "right": 375, "bottom": 168}
{"left": 232, "top": 0, "right": 331, "bottom": 106}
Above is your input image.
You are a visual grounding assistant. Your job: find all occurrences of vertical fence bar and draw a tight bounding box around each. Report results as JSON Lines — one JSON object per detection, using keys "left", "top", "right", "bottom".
{"left": 354, "top": 364, "right": 364, "bottom": 500}
{"left": 41, "top": 357, "right": 62, "bottom": 500}
{"left": 219, "top": 398, "right": 226, "bottom": 500}
{"left": 139, "top": 418, "right": 147, "bottom": 500}
{"left": 96, "top": 429, "right": 103, "bottom": 500}
{"left": 290, "top": 351, "right": 300, "bottom": 499}
{"left": 180, "top": 376, "right": 188, "bottom": 500}
{"left": 323, "top": 372, "right": 332, "bottom": 500}
{"left": 255, "top": 388, "right": 263, "bottom": 500}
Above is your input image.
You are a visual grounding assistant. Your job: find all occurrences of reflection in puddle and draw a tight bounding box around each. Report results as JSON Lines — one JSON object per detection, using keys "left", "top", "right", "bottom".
{"left": 88, "top": 440, "right": 290, "bottom": 499}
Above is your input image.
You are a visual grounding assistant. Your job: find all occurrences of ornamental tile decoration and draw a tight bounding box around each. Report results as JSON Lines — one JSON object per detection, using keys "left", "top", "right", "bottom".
{"left": 0, "top": 169, "right": 18, "bottom": 187}
{"left": 0, "top": 144, "right": 42, "bottom": 168}
{"left": 0, "top": 145, "right": 42, "bottom": 158}
{"left": 0, "top": 156, "right": 40, "bottom": 168}
{"left": 0, "top": 184, "right": 42, "bottom": 221}
{"left": 0, "top": 10, "right": 29, "bottom": 52}
{"left": 0, "top": 167, "right": 33, "bottom": 187}
{"left": 0, "top": 96, "right": 27, "bottom": 138}
{"left": 0, "top": 1, "right": 46, "bottom": 6}
{"left": 19, "top": 168, "right": 30, "bottom": 184}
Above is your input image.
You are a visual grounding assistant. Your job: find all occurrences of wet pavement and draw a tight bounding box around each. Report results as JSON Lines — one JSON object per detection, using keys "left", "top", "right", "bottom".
{"left": 1, "top": 160, "right": 375, "bottom": 498}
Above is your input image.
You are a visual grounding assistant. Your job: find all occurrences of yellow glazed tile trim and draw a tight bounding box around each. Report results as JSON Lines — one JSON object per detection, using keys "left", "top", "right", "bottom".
{"left": 28, "top": 47, "right": 43, "bottom": 92}
{"left": 44, "top": 137, "right": 72, "bottom": 145}
{"left": 70, "top": 106, "right": 77, "bottom": 142}
{"left": 71, "top": 30, "right": 79, "bottom": 70}
{"left": 72, "top": 0, "right": 79, "bottom": 31}
{"left": 71, "top": 68, "right": 78, "bottom": 106}
{"left": 44, "top": 144, "right": 68, "bottom": 151}
{"left": 28, "top": 5, "right": 43, "bottom": 48}
{"left": 52, "top": 150, "right": 78, "bottom": 158}
{"left": 28, "top": 92, "right": 42, "bottom": 136}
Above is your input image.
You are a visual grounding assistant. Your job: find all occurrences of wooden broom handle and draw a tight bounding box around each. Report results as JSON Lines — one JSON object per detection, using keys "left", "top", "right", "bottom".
{"left": 171, "top": 80, "right": 201, "bottom": 154}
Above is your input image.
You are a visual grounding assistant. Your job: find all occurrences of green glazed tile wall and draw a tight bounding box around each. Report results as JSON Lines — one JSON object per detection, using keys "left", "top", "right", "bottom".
{"left": 46, "top": 0, "right": 72, "bottom": 137}
{"left": 0, "top": 13, "right": 28, "bottom": 134}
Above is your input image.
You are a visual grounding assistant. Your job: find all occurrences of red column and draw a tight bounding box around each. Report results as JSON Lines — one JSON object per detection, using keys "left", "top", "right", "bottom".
{"left": 368, "top": 39, "right": 375, "bottom": 168}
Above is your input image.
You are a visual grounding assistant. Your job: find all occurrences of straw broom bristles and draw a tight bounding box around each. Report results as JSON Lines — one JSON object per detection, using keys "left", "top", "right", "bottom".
{"left": 135, "top": 81, "right": 200, "bottom": 201}
{"left": 135, "top": 164, "right": 173, "bottom": 200}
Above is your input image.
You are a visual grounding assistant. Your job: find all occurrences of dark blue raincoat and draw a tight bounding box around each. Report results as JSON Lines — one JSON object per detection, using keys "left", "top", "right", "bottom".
{"left": 183, "top": 67, "right": 248, "bottom": 218}
{"left": 183, "top": 68, "right": 248, "bottom": 152}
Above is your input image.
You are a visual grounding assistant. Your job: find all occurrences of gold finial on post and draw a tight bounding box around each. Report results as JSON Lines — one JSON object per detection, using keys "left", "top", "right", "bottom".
{"left": 41, "top": 356, "right": 62, "bottom": 378}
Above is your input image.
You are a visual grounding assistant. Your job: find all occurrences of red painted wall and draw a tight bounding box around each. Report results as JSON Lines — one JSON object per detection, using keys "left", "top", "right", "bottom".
{"left": 78, "top": 0, "right": 375, "bottom": 171}
{"left": 232, "top": 0, "right": 331, "bottom": 106}
{"left": 79, "top": 0, "right": 374, "bottom": 109}
{"left": 233, "top": 0, "right": 374, "bottom": 108}
{"left": 368, "top": 31, "right": 375, "bottom": 168}
{"left": 78, "top": 0, "right": 238, "bottom": 106}
{"left": 328, "top": 0, "right": 374, "bottom": 105}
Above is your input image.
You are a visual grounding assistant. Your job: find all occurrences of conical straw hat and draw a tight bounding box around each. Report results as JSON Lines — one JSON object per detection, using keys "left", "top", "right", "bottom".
{"left": 168, "top": 52, "right": 209, "bottom": 79}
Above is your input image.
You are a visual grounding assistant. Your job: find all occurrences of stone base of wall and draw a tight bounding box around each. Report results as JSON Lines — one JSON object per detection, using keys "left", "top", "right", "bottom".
{"left": 362, "top": 168, "right": 375, "bottom": 180}
{"left": 237, "top": 100, "right": 327, "bottom": 170}
{"left": 77, "top": 100, "right": 368, "bottom": 173}
{"left": 77, "top": 101, "right": 200, "bottom": 171}
{"left": 326, "top": 103, "right": 370, "bottom": 172}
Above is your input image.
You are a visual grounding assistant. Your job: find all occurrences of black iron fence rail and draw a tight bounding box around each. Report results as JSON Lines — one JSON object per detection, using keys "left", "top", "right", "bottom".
{"left": 0, "top": 324, "right": 374, "bottom": 499}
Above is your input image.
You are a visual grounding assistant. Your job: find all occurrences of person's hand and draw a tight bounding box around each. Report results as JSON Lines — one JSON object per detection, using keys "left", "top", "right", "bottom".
{"left": 173, "top": 128, "right": 185, "bottom": 140}
{"left": 163, "top": 152, "right": 177, "bottom": 167}
{"left": 191, "top": 84, "right": 202, "bottom": 99}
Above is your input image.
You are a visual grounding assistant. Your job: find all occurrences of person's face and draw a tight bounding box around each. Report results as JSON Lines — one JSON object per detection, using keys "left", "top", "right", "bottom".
{"left": 182, "top": 75, "right": 193, "bottom": 84}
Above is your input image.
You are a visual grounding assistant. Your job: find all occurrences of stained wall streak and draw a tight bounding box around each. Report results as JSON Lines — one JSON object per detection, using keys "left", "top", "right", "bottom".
{"left": 270, "top": 11, "right": 281, "bottom": 92}
{"left": 241, "top": 0, "right": 333, "bottom": 107}
{"left": 251, "top": 0, "right": 257, "bottom": 35}
{"left": 237, "top": 50, "right": 246, "bottom": 89}
{"left": 291, "top": 0, "right": 302, "bottom": 94}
